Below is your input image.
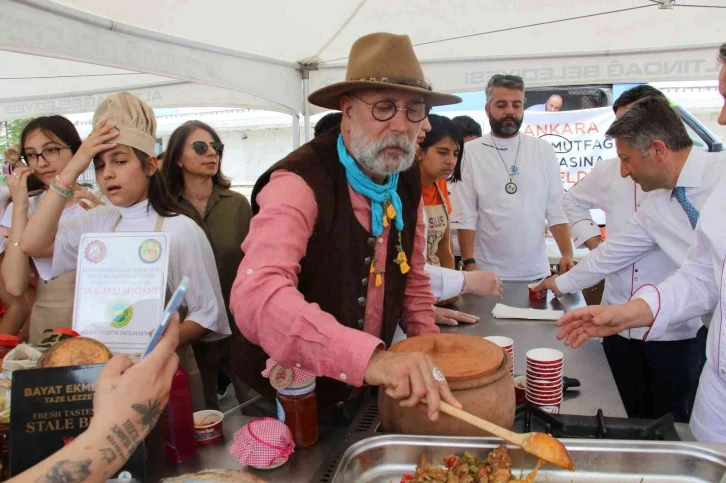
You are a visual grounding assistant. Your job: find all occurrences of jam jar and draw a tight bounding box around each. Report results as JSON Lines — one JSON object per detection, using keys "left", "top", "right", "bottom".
{"left": 276, "top": 377, "right": 318, "bottom": 448}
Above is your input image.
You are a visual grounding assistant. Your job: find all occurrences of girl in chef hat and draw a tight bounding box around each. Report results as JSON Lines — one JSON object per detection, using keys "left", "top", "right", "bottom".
{"left": 20, "top": 92, "right": 230, "bottom": 411}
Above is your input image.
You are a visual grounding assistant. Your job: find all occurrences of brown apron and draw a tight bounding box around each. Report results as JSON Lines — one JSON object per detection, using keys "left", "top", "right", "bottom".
{"left": 424, "top": 182, "right": 449, "bottom": 267}
{"left": 109, "top": 213, "right": 206, "bottom": 412}
{"left": 29, "top": 271, "right": 76, "bottom": 344}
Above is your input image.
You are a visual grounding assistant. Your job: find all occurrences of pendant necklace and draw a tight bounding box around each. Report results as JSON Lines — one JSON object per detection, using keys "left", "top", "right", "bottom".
{"left": 491, "top": 133, "right": 521, "bottom": 194}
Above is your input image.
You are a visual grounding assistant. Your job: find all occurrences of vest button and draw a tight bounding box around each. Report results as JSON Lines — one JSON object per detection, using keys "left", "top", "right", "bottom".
{"left": 357, "top": 296, "right": 366, "bottom": 307}
{"left": 357, "top": 318, "right": 365, "bottom": 329}
{"left": 367, "top": 237, "right": 376, "bottom": 247}
{"left": 364, "top": 256, "right": 372, "bottom": 266}
{"left": 361, "top": 277, "right": 368, "bottom": 287}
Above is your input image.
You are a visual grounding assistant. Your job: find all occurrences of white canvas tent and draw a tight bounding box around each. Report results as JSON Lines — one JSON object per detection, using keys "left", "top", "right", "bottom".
{"left": 1, "top": 0, "right": 725, "bottom": 143}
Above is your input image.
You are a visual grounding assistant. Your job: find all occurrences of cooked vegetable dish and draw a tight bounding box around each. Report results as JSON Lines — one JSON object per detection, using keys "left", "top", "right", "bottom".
{"left": 400, "top": 445, "right": 544, "bottom": 483}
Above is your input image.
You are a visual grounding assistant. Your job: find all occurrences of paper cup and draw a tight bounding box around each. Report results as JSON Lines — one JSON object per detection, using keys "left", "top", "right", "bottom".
{"left": 193, "top": 410, "right": 224, "bottom": 445}
{"left": 526, "top": 348, "right": 564, "bottom": 366}
{"left": 526, "top": 362, "right": 563, "bottom": 371}
{"left": 527, "top": 387, "right": 563, "bottom": 398}
{"left": 526, "top": 391, "right": 563, "bottom": 404}
{"left": 524, "top": 369, "right": 562, "bottom": 382}
{"left": 484, "top": 336, "right": 514, "bottom": 351}
{"left": 527, "top": 379, "right": 563, "bottom": 390}
{"left": 528, "top": 283, "right": 547, "bottom": 301}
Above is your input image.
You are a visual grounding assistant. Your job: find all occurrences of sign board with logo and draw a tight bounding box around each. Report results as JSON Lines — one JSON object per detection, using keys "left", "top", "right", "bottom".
{"left": 73, "top": 233, "right": 169, "bottom": 354}
{"left": 522, "top": 106, "right": 617, "bottom": 190}
{"left": 9, "top": 364, "right": 146, "bottom": 481}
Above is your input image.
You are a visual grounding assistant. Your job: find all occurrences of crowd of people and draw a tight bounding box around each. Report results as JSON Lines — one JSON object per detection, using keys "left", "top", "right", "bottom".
{"left": 0, "top": 31, "right": 725, "bottom": 481}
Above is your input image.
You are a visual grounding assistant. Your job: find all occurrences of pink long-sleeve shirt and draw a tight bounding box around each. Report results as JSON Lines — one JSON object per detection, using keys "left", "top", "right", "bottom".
{"left": 230, "top": 170, "right": 437, "bottom": 388}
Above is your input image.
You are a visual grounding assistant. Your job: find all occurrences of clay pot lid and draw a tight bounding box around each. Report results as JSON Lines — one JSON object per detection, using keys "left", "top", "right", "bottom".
{"left": 389, "top": 334, "right": 504, "bottom": 382}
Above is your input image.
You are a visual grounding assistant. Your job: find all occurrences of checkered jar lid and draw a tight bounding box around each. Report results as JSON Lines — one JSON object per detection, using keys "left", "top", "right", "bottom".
{"left": 229, "top": 417, "right": 295, "bottom": 468}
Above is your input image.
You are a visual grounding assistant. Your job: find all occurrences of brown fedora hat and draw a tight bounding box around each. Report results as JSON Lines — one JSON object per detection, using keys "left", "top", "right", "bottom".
{"left": 308, "top": 32, "right": 462, "bottom": 110}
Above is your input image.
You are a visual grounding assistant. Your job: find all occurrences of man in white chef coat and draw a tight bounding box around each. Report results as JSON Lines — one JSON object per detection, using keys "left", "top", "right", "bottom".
{"left": 450, "top": 75, "right": 574, "bottom": 281}
{"left": 554, "top": 85, "right": 703, "bottom": 422}
{"left": 556, "top": 43, "right": 726, "bottom": 441}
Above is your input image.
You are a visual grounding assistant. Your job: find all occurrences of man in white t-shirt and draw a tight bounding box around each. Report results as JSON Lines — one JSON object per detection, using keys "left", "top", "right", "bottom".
{"left": 450, "top": 75, "right": 574, "bottom": 281}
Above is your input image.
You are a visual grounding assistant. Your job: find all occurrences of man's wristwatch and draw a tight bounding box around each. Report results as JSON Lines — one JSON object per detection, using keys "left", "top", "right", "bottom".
{"left": 461, "top": 258, "right": 476, "bottom": 269}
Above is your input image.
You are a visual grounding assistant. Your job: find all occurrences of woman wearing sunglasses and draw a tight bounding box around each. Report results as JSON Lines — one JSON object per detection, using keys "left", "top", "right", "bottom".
{"left": 162, "top": 120, "right": 252, "bottom": 410}
{"left": 0, "top": 116, "right": 103, "bottom": 341}
{"left": 20, "top": 93, "right": 231, "bottom": 411}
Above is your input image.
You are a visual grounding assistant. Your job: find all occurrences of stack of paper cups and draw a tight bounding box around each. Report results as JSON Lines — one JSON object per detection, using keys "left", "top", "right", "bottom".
{"left": 484, "top": 336, "right": 514, "bottom": 377}
{"left": 525, "top": 348, "right": 564, "bottom": 414}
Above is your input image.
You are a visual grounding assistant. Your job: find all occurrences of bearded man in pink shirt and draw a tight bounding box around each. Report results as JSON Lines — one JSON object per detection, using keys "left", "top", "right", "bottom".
{"left": 230, "top": 32, "right": 464, "bottom": 423}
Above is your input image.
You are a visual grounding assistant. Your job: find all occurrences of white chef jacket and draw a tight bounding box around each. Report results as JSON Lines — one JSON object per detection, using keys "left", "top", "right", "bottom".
{"left": 634, "top": 177, "right": 726, "bottom": 442}
{"left": 556, "top": 147, "right": 726, "bottom": 331}
{"left": 450, "top": 133, "right": 568, "bottom": 281}
{"left": 562, "top": 157, "right": 702, "bottom": 341}
{"left": 50, "top": 199, "right": 231, "bottom": 342}
{"left": 422, "top": 203, "right": 464, "bottom": 301}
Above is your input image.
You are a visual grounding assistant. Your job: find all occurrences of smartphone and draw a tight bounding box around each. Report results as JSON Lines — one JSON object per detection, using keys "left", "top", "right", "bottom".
{"left": 1, "top": 165, "right": 13, "bottom": 175}
{"left": 141, "top": 276, "right": 189, "bottom": 359}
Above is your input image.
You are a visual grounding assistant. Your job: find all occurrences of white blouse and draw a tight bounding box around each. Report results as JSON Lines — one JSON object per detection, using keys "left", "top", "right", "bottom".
{"left": 1, "top": 191, "right": 89, "bottom": 279}
{"left": 50, "top": 199, "right": 231, "bottom": 341}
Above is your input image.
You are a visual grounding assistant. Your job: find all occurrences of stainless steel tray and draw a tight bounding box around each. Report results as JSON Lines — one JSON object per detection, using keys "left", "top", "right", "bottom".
{"left": 330, "top": 434, "right": 726, "bottom": 482}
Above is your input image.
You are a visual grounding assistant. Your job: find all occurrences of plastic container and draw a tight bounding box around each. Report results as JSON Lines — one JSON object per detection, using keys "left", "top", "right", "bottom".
{"left": 277, "top": 378, "right": 318, "bottom": 448}
{"left": 163, "top": 366, "right": 198, "bottom": 462}
{"left": 193, "top": 410, "right": 224, "bottom": 445}
{"left": 0, "top": 335, "right": 19, "bottom": 362}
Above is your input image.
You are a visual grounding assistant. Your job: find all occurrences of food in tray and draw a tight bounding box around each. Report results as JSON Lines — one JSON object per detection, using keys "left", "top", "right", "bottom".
{"left": 400, "top": 446, "right": 544, "bottom": 483}
{"left": 160, "top": 469, "right": 267, "bottom": 482}
{"left": 37, "top": 337, "right": 112, "bottom": 368}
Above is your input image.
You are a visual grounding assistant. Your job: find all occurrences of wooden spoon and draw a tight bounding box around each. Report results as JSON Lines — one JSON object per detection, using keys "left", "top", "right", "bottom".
{"left": 438, "top": 401, "right": 575, "bottom": 471}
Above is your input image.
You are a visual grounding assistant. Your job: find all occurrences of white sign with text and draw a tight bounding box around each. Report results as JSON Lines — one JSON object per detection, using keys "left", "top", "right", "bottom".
{"left": 73, "top": 232, "right": 169, "bottom": 354}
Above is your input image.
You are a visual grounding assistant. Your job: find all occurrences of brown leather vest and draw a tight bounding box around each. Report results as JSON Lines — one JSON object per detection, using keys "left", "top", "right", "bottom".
{"left": 233, "top": 127, "right": 421, "bottom": 414}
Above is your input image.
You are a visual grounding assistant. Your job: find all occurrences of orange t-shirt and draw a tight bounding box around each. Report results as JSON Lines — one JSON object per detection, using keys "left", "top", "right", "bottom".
{"left": 422, "top": 180, "right": 452, "bottom": 213}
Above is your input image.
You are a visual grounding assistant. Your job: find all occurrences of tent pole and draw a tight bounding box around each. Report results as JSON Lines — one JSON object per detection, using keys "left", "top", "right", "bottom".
{"left": 302, "top": 68, "right": 311, "bottom": 142}
{"left": 292, "top": 113, "right": 301, "bottom": 148}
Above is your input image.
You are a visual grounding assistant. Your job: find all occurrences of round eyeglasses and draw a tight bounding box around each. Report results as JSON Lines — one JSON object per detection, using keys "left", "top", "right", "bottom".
{"left": 22, "top": 146, "right": 71, "bottom": 164}
{"left": 350, "top": 93, "right": 431, "bottom": 123}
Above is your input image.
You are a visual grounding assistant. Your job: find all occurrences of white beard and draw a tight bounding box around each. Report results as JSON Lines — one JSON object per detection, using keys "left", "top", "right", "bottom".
{"left": 348, "top": 115, "right": 416, "bottom": 176}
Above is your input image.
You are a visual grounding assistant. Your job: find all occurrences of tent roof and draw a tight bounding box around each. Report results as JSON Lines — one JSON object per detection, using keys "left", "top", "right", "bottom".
{"left": 1, "top": 0, "right": 725, "bottom": 121}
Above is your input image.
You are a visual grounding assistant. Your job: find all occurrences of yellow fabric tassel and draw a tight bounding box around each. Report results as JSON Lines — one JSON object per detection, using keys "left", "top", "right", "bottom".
{"left": 386, "top": 203, "right": 397, "bottom": 220}
{"left": 382, "top": 215, "right": 389, "bottom": 228}
{"left": 375, "top": 273, "right": 383, "bottom": 287}
{"left": 400, "top": 261, "right": 410, "bottom": 274}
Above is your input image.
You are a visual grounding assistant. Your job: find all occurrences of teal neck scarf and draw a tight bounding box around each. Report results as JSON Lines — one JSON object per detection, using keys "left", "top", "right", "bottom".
{"left": 336, "top": 134, "right": 403, "bottom": 236}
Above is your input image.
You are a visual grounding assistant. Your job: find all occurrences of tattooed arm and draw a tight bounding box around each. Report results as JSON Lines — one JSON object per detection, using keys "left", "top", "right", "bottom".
{"left": 8, "top": 316, "right": 180, "bottom": 483}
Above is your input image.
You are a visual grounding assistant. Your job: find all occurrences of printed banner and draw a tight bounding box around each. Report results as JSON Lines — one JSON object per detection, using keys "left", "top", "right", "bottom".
{"left": 73, "top": 232, "right": 169, "bottom": 354}
{"left": 522, "top": 106, "right": 617, "bottom": 189}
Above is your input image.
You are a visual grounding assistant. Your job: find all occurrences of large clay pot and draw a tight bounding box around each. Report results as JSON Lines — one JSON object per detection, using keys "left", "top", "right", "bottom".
{"left": 378, "top": 333, "right": 515, "bottom": 436}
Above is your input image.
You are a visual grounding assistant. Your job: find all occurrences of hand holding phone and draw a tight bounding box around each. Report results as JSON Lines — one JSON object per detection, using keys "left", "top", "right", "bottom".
{"left": 141, "top": 276, "right": 189, "bottom": 359}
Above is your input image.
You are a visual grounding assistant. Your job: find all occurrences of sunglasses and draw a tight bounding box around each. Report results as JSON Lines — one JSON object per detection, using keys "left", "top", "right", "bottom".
{"left": 191, "top": 141, "right": 224, "bottom": 156}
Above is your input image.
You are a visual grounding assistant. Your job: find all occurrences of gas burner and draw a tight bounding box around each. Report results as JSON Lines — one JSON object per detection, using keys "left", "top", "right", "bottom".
{"left": 515, "top": 405, "right": 681, "bottom": 441}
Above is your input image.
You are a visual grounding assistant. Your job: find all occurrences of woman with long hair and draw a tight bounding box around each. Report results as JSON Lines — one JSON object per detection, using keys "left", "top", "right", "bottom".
{"left": 20, "top": 93, "right": 230, "bottom": 411}
{"left": 162, "top": 120, "right": 252, "bottom": 410}
{"left": 0, "top": 116, "right": 102, "bottom": 341}
{"left": 416, "top": 114, "right": 463, "bottom": 271}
